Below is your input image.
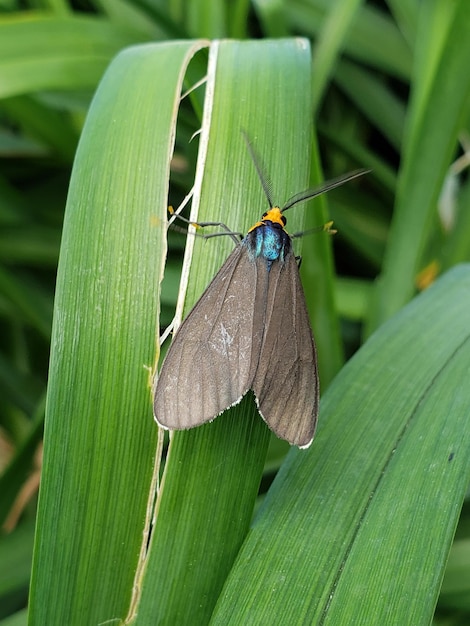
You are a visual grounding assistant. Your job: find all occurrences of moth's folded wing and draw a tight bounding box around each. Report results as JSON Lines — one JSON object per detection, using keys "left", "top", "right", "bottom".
{"left": 154, "top": 246, "right": 261, "bottom": 430}
{"left": 252, "top": 253, "right": 319, "bottom": 447}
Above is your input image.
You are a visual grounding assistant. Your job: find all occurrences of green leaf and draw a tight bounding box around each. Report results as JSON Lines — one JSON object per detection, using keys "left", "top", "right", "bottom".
{"left": 28, "top": 41, "right": 208, "bottom": 625}
{"left": 134, "top": 38, "right": 318, "bottom": 625}
{"left": 210, "top": 265, "right": 470, "bottom": 624}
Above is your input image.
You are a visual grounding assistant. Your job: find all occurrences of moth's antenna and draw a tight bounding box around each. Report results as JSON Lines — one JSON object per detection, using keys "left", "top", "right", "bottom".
{"left": 281, "top": 169, "right": 370, "bottom": 212}
{"left": 241, "top": 130, "right": 275, "bottom": 209}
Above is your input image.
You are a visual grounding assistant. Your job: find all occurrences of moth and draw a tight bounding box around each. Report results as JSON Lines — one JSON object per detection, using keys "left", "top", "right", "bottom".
{"left": 154, "top": 137, "right": 365, "bottom": 447}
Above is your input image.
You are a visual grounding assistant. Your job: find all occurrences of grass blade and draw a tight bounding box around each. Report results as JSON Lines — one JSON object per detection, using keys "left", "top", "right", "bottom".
{"left": 211, "top": 265, "right": 470, "bottom": 624}
{"left": 28, "top": 41, "right": 207, "bottom": 625}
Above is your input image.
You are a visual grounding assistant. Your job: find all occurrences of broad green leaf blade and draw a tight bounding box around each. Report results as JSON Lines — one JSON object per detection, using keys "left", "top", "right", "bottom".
{"left": 211, "top": 265, "right": 470, "bottom": 624}
{"left": 135, "top": 38, "right": 318, "bottom": 625}
{"left": 372, "top": 1, "right": 470, "bottom": 328}
{"left": 28, "top": 41, "right": 208, "bottom": 626}
{"left": 0, "top": 13, "right": 146, "bottom": 98}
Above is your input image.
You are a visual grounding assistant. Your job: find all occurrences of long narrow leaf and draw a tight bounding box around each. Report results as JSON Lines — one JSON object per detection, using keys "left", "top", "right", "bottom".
{"left": 135, "top": 38, "right": 318, "bottom": 625}
{"left": 28, "top": 41, "right": 208, "bottom": 625}
{"left": 211, "top": 264, "right": 470, "bottom": 624}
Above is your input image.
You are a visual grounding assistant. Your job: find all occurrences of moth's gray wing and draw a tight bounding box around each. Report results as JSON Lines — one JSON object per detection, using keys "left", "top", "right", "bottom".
{"left": 251, "top": 253, "right": 319, "bottom": 448}
{"left": 154, "top": 246, "right": 265, "bottom": 430}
